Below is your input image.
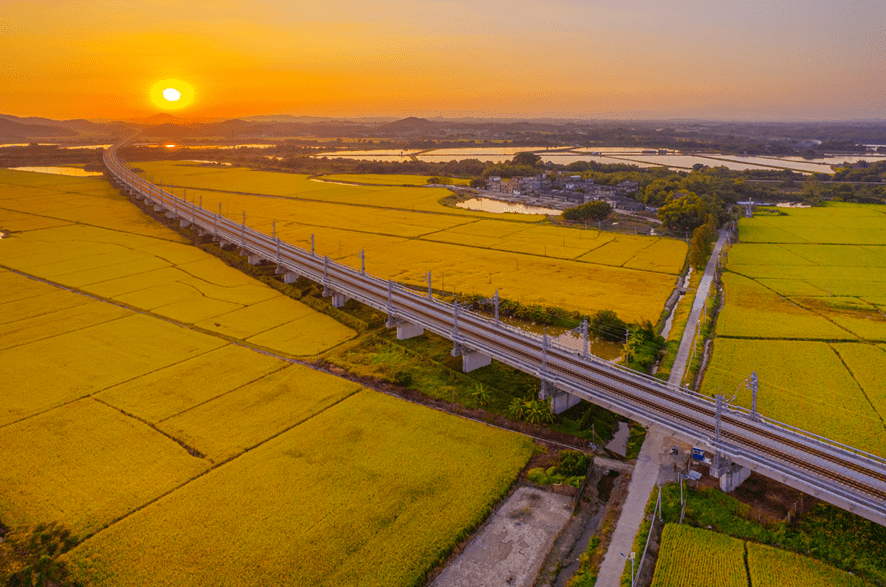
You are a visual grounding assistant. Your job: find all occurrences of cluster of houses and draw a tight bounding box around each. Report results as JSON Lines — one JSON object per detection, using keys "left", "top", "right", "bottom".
{"left": 484, "top": 172, "right": 645, "bottom": 211}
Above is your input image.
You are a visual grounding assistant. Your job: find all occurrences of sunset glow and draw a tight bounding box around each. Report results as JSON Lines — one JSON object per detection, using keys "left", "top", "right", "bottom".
{"left": 149, "top": 79, "right": 195, "bottom": 111}
{"left": 1, "top": 0, "right": 884, "bottom": 120}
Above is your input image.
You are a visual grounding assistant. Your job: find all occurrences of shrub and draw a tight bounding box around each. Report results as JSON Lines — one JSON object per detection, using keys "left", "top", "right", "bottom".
{"left": 527, "top": 468, "right": 550, "bottom": 485}
{"left": 393, "top": 370, "right": 413, "bottom": 387}
{"left": 590, "top": 310, "right": 628, "bottom": 343}
{"left": 558, "top": 450, "right": 590, "bottom": 477}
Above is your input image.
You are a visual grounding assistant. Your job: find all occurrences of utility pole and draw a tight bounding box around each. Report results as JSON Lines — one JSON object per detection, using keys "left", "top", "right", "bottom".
{"left": 494, "top": 289, "right": 500, "bottom": 323}
{"left": 311, "top": 233, "right": 315, "bottom": 256}
{"left": 749, "top": 371, "right": 759, "bottom": 422}
{"left": 713, "top": 394, "right": 724, "bottom": 473}
{"left": 582, "top": 317, "right": 589, "bottom": 359}
{"left": 360, "top": 250, "right": 365, "bottom": 274}
{"left": 540, "top": 330, "right": 549, "bottom": 399}
{"left": 426, "top": 271, "right": 432, "bottom": 299}
{"left": 387, "top": 279, "right": 393, "bottom": 316}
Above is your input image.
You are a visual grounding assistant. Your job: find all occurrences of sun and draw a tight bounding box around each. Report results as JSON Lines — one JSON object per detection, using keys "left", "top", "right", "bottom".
{"left": 150, "top": 78, "right": 195, "bottom": 111}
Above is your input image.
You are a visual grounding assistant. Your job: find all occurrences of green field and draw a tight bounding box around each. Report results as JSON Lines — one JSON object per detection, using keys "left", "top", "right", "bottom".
{"left": 131, "top": 161, "right": 688, "bottom": 321}
{"left": 0, "top": 171, "right": 537, "bottom": 585}
{"left": 703, "top": 203, "right": 886, "bottom": 455}
{"left": 651, "top": 524, "right": 869, "bottom": 587}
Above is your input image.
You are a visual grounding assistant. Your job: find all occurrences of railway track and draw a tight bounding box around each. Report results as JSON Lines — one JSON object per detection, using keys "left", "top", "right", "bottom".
{"left": 104, "top": 137, "right": 886, "bottom": 525}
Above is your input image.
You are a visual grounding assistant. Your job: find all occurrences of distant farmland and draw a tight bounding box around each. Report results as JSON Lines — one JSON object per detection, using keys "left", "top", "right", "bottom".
{"left": 702, "top": 203, "right": 886, "bottom": 456}
{"left": 132, "top": 161, "right": 688, "bottom": 322}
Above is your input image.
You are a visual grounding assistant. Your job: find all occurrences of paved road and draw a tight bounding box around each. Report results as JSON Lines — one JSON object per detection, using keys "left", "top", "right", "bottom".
{"left": 594, "top": 426, "right": 667, "bottom": 586}
{"left": 667, "top": 229, "right": 730, "bottom": 386}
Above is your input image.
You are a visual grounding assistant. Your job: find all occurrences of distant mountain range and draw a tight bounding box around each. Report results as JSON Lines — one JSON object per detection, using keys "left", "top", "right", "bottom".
{"left": 3, "top": 113, "right": 884, "bottom": 147}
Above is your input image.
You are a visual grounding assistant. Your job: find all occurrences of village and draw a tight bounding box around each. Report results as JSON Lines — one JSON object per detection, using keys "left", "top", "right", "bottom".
{"left": 474, "top": 172, "right": 646, "bottom": 212}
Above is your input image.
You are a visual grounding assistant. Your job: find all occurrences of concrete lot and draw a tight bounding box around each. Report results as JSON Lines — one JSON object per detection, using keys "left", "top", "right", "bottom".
{"left": 432, "top": 485, "right": 574, "bottom": 587}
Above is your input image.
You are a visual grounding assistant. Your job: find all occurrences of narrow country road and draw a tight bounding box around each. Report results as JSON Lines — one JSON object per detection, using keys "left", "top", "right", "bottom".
{"left": 592, "top": 229, "right": 730, "bottom": 587}
{"left": 667, "top": 229, "right": 730, "bottom": 386}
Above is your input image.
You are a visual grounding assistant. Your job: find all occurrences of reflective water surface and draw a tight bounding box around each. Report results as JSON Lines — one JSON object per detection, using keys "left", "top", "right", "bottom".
{"left": 8, "top": 166, "right": 103, "bottom": 177}
{"left": 455, "top": 197, "right": 561, "bottom": 215}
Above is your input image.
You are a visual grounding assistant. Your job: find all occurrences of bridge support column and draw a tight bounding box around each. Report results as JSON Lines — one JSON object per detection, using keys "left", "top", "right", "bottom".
{"left": 164, "top": 211, "right": 177, "bottom": 220}
{"left": 153, "top": 204, "right": 164, "bottom": 213}
{"left": 179, "top": 219, "right": 191, "bottom": 228}
{"left": 386, "top": 317, "right": 423, "bottom": 340}
{"left": 717, "top": 463, "right": 751, "bottom": 492}
{"left": 548, "top": 388, "right": 581, "bottom": 414}
{"left": 331, "top": 292, "right": 349, "bottom": 308}
{"left": 461, "top": 349, "right": 491, "bottom": 373}
{"left": 240, "top": 249, "right": 263, "bottom": 265}
{"left": 282, "top": 272, "right": 300, "bottom": 284}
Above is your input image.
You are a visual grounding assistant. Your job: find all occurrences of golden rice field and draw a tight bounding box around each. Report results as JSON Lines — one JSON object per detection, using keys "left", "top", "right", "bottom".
{"left": 651, "top": 525, "right": 868, "bottom": 587}
{"left": 132, "top": 161, "right": 688, "bottom": 321}
{"left": 1, "top": 170, "right": 539, "bottom": 586}
{"left": 703, "top": 203, "right": 886, "bottom": 456}
{"left": 158, "top": 366, "right": 363, "bottom": 462}
{"left": 651, "top": 524, "right": 747, "bottom": 587}
{"left": 63, "top": 391, "right": 534, "bottom": 587}
{"left": 320, "top": 173, "right": 470, "bottom": 186}
{"left": 0, "top": 169, "right": 355, "bottom": 357}
{"left": 746, "top": 542, "right": 869, "bottom": 587}
{"left": 135, "top": 160, "right": 511, "bottom": 218}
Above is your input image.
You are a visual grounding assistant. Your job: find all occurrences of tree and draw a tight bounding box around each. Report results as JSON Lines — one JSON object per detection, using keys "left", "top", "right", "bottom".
{"left": 590, "top": 310, "right": 627, "bottom": 343}
{"left": 688, "top": 214, "right": 717, "bottom": 269}
{"left": 657, "top": 191, "right": 708, "bottom": 232}
{"left": 562, "top": 200, "right": 612, "bottom": 222}
{"left": 512, "top": 152, "right": 542, "bottom": 167}
{"left": 469, "top": 178, "right": 486, "bottom": 188}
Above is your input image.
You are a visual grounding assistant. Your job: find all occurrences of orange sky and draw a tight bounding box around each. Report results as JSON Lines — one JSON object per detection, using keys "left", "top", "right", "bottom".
{"left": 2, "top": 0, "right": 885, "bottom": 120}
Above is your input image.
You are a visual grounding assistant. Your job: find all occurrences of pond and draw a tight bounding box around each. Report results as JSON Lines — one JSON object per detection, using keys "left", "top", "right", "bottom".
{"left": 455, "top": 197, "right": 561, "bottom": 215}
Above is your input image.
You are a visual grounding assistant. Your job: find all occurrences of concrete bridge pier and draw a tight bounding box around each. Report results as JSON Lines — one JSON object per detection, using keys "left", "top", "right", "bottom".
{"left": 240, "top": 249, "right": 264, "bottom": 265}
{"left": 461, "top": 348, "right": 492, "bottom": 373}
{"left": 385, "top": 317, "right": 423, "bottom": 340}
{"left": 153, "top": 204, "right": 165, "bottom": 213}
{"left": 547, "top": 387, "right": 581, "bottom": 414}
{"left": 281, "top": 271, "right": 300, "bottom": 284}
{"left": 164, "top": 211, "right": 177, "bottom": 220}
{"left": 179, "top": 219, "right": 191, "bottom": 228}
{"left": 714, "top": 462, "right": 752, "bottom": 492}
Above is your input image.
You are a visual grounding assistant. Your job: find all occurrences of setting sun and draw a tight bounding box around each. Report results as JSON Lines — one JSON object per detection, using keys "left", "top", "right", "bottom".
{"left": 149, "top": 78, "right": 195, "bottom": 111}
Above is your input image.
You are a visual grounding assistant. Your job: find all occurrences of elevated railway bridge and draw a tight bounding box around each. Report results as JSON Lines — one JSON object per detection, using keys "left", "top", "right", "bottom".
{"left": 104, "top": 138, "right": 886, "bottom": 526}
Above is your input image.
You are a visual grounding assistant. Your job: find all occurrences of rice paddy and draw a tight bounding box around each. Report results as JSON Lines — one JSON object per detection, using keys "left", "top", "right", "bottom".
{"left": 0, "top": 169, "right": 356, "bottom": 357}
{"left": 131, "top": 161, "right": 688, "bottom": 321}
{"left": 0, "top": 169, "right": 538, "bottom": 586}
{"left": 651, "top": 524, "right": 869, "bottom": 587}
{"left": 63, "top": 391, "right": 534, "bottom": 587}
{"left": 703, "top": 203, "right": 886, "bottom": 455}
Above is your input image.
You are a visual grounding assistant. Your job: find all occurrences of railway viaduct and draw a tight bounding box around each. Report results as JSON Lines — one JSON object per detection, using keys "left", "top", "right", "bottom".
{"left": 104, "top": 138, "right": 886, "bottom": 526}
